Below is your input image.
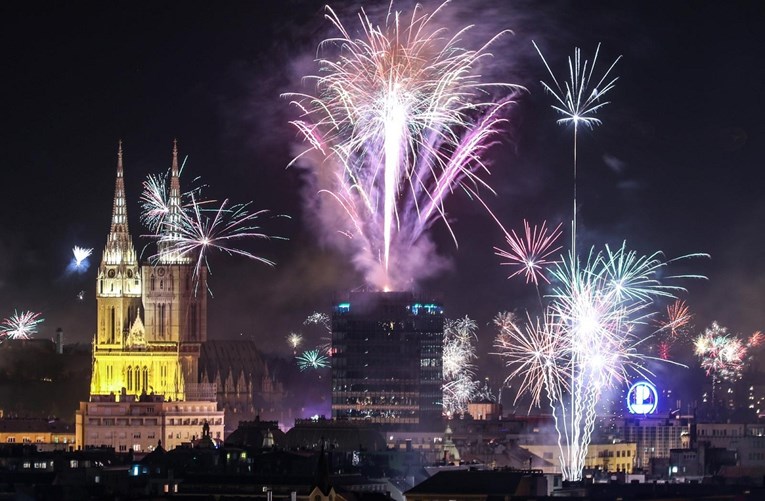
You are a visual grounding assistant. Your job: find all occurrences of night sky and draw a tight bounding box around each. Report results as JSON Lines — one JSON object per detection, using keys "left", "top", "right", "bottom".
{"left": 2, "top": 1, "right": 765, "bottom": 391}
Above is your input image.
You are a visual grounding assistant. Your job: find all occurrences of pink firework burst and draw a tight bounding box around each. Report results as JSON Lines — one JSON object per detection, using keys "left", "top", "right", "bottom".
{"left": 0, "top": 310, "right": 44, "bottom": 340}
{"left": 495, "top": 220, "right": 563, "bottom": 285}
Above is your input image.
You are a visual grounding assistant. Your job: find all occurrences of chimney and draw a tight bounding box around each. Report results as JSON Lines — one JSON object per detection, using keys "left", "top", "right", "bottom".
{"left": 55, "top": 328, "right": 64, "bottom": 354}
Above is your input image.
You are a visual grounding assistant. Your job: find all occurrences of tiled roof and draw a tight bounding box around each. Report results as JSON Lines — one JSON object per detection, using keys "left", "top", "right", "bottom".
{"left": 198, "top": 340, "right": 267, "bottom": 381}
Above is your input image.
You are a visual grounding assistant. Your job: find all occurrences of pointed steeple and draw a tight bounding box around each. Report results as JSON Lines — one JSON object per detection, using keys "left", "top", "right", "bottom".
{"left": 158, "top": 139, "right": 190, "bottom": 264}
{"left": 102, "top": 140, "right": 138, "bottom": 267}
{"left": 169, "top": 138, "right": 181, "bottom": 220}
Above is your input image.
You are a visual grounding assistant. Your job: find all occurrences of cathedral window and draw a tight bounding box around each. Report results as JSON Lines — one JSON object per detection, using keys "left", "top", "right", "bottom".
{"left": 160, "top": 280, "right": 164, "bottom": 290}
{"left": 110, "top": 308, "right": 116, "bottom": 344}
{"left": 143, "top": 367, "right": 149, "bottom": 393}
{"left": 127, "top": 367, "right": 133, "bottom": 391}
{"left": 134, "top": 369, "right": 140, "bottom": 393}
{"left": 158, "top": 304, "right": 166, "bottom": 338}
{"left": 151, "top": 276, "right": 155, "bottom": 291}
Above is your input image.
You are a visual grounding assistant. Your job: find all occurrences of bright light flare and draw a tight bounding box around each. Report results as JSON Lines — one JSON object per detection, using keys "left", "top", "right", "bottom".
{"left": 72, "top": 246, "right": 93, "bottom": 267}
{"left": 287, "top": 332, "right": 303, "bottom": 351}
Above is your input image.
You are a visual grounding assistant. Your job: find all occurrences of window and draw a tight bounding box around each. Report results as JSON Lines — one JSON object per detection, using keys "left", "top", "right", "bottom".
{"left": 6, "top": 437, "right": 15, "bottom": 443}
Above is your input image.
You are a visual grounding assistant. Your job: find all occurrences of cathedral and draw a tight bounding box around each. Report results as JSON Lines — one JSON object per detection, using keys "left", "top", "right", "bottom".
{"left": 89, "top": 140, "right": 207, "bottom": 400}
{"left": 76, "top": 141, "right": 222, "bottom": 451}
{"left": 75, "top": 142, "right": 287, "bottom": 452}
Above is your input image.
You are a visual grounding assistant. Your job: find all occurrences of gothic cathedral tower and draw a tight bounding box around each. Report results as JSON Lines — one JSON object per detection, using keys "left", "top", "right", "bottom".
{"left": 90, "top": 142, "right": 186, "bottom": 400}
{"left": 141, "top": 140, "right": 207, "bottom": 386}
{"left": 96, "top": 140, "right": 142, "bottom": 347}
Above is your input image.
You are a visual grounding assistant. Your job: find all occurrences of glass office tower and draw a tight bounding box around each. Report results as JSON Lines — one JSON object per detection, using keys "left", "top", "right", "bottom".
{"left": 331, "top": 291, "right": 444, "bottom": 427}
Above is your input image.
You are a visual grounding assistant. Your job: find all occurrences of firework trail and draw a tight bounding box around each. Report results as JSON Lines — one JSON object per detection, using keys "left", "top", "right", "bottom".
{"left": 0, "top": 310, "right": 44, "bottom": 340}
{"left": 495, "top": 220, "right": 563, "bottom": 285}
{"left": 442, "top": 316, "right": 480, "bottom": 416}
{"left": 494, "top": 244, "right": 702, "bottom": 481}
{"left": 296, "top": 349, "right": 330, "bottom": 371}
{"left": 286, "top": 2, "right": 520, "bottom": 290}
{"left": 533, "top": 41, "right": 621, "bottom": 255}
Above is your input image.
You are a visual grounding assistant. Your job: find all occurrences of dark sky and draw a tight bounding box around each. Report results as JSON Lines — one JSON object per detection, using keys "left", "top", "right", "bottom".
{"left": 2, "top": 1, "right": 765, "bottom": 387}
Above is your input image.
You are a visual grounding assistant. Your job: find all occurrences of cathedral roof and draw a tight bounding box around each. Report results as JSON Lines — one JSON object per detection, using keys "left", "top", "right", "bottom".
{"left": 198, "top": 340, "right": 268, "bottom": 382}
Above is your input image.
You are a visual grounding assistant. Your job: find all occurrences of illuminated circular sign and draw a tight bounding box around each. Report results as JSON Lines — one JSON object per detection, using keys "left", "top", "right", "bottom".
{"left": 626, "top": 381, "right": 658, "bottom": 414}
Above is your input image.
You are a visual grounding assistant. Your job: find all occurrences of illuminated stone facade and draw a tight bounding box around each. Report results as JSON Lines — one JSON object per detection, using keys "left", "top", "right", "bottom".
{"left": 77, "top": 142, "right": 222, "bottom": 450}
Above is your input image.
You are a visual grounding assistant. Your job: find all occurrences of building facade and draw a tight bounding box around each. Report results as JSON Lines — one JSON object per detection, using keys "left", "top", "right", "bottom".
{"left": 75, "top": 396, "right": 223, "bottom": 452}
{"left": 0, "top": 418, "right": 75, "bottom": 450}
{"left": 520, "top": 443, "right": 638, "bottom": 474}
{"left": 76, "top": 142, "right": 222, "bottom": 450}
{"left": 617, "top": 416, "right": 692, "bottom": 470}
{"left": 331, "top": 291, "right": 444, "bottom": 426}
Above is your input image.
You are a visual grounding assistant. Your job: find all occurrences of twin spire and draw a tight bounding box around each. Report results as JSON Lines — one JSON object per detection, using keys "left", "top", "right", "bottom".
{"left": 103, "top": 140, "right": 185, "bottom": 267}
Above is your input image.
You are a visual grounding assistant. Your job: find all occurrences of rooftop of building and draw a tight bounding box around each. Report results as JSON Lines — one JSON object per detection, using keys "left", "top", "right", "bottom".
{"left": 0, "top": 418, "right": 74, "bottom": 434}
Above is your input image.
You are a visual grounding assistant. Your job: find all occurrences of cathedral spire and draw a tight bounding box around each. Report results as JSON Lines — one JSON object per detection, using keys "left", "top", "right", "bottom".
{"left": 102, "top": 141, "right": 138, "bottom": 267}
{"left": 158, "top": 139, "right": 190, "bottom": 264}
{"left": 169, "top": 138, "right": 181, "bottom": 212}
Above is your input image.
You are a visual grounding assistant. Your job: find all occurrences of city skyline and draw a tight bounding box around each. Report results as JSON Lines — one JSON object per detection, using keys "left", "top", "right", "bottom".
{"left": 2, "top": 0, "right": 764, "bottom": 395}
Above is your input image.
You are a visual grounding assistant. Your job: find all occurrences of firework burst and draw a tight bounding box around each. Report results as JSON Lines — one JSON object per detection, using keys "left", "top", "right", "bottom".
{"left": 140, "top": 173, "right": 170, "bottom": 232}
{"left": 141, "top": 170, "right": 285, "bottom": 293}
{"left": 296, "top": 349, "right": 330, "bottom": 371}
{"left": 693, "top": 321, "right": 760, "bottom": 397}
{"left": 286, "top": 2, "right": 520, "bottom": 289}
{"left": 442, "top": 316, "right": 480, "bottom": 416}
{"left": 0, "top": 310, "right": 44, "bottom": 340}
{"left": 286, "top": 332, "right": 303, "bottom": 353}
{"left": 533, "top": 41, "right": 621, "bottom": 255}
{"left": 304, "top": 312, "right": 333, "bottom": 355}
{"left": 494, "top": 244, "right": 701, "bottom": 481}
{"left": 495, "top": 220, "right": 562, "bottom": 285}
{"left": 72, "top": 246, "right": 93, "bottom": 267}
{"left": 652, "top": 300, "right": 693, "bottom": 360}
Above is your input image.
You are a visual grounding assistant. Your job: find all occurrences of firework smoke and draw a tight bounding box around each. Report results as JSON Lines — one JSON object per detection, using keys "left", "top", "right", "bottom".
{"left": 286, "top": 2, "right": 520, "bottom": 289}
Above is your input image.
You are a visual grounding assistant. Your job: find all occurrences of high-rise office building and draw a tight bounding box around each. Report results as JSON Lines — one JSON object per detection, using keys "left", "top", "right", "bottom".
{"left": 331, "top": 291, "right": 444, "bottom": 427}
